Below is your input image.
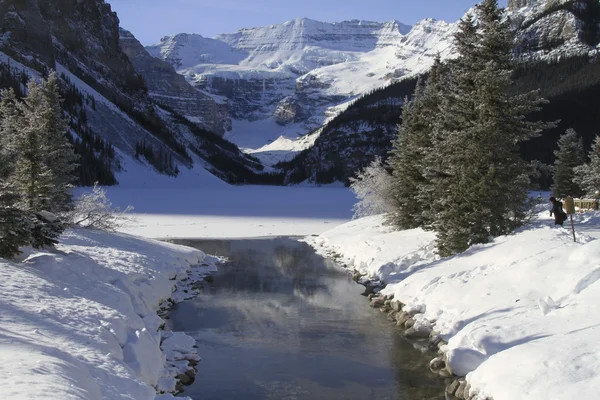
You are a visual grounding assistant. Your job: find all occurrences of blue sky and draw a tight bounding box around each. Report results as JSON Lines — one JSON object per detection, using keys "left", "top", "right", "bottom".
{"left": 107, "top": 0, "right": 509, "bottom": 45}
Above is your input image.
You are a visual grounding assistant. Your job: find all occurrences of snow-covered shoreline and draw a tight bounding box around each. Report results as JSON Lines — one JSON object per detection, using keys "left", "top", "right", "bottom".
{"left": 0, "top": 227, "right": 218, "bottom": 400}
{"left": 305, "top": 212, "right": 600, "bottom": 400}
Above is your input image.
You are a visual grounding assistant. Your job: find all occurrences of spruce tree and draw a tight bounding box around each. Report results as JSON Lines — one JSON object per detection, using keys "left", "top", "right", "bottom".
{"left": 432, "top": 0, "right": 554, "bottom": 256}
{"left": 12, "top": 74, "right": 78, "bottom": 248}
{"left": 0, "top": 89, "right": 32, "bottom": 258}
{"left": 14, "top": 80, "right": 55, "bottom": 212}
{"left": 574, "top": 135, "right": 600, "bottom": 197}
{"left": 40, "top": 72, "right": 78, "bottom": 213}
{"left": 387, "top": 79, "right": 428, "bottom": 229}
{"left": 428, "top": 14, "right": 483, "bottom": 255}
{"left": 388, "top": 58, "right": 447, "bottom": 229}
{"left": 552, "top": 128, "right": 585, "bottom": 198}
{"left": 414, "top": 56, "right": 450, "bottom": 230}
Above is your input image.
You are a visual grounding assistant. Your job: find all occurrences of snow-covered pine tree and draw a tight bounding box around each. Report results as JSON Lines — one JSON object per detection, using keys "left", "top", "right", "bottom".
{"left": 432, "top": 0, "right": 553, "bottom": 256}
{"left": 13, "top": 79, "right": 55, "bottom": 212}
{"left": 574, "top": 135, "right": 600, "bottom": 197}
{"left": 0, "top": 89, "right": 32, "bottom": 258}
{"left": 552, "top": 128, "right": 585, "bottom": 198}
{"left": 12, "top": 75, "right": 77, "bottom": 248}
{"left": 40, "top": 72, "right": 78, "bottom": 213}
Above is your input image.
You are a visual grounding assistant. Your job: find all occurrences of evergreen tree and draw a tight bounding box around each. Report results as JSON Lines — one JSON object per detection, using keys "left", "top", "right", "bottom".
{"left": 13, "top": 79, "right": 55, "bottom": 212}
{"left": 574, "top": 135, "right": 600, "bottom": 197}
{"left": 412, "top": 57, "right": 450, "bottom": 229}
{"left": 12, "top": 74, "right": 78, "bottom": 248}
{"left": 432, "top": 0, "right": 553, "bottom": 256}
{"left": 0, "top": 89, "right": 32, "bottom": 258}
{"left": 428, "top": 14, "right": 483, "bottom": 255}
{"left": 552, "top": 128, "right": 585, "bottom": 198}
{"left": 387, "top": 79, "right": 428, "bottom": 229}
{"left": 40, "top": 72, "right": 78, "bottom": 212}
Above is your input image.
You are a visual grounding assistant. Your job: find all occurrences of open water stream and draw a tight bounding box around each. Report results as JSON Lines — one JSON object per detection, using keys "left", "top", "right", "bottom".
{"left": 166, "top": 237, "right": 444, "bottom": 400}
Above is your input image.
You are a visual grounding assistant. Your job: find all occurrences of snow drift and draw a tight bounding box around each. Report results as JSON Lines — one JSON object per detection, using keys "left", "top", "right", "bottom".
{"left": 307, "top": 209, "right": 600, "bottom": 399}
{"left": 0, "top": 228, "right": 217, "bottom": 399}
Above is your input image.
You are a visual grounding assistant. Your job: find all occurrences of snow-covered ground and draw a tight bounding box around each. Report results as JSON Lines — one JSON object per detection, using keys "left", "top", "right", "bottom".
{"left": 306, "top": 208, "right": 600, "bottom": 400}
{"left": 105, "top": 173, "right": 355, "bottom": 240}
{"left": 0, "top": 228, "right": 218, "bottom": 400}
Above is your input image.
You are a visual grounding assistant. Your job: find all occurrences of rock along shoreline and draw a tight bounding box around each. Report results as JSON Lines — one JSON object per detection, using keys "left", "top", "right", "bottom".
{"left": 317, "top": 249, "right": 490, "bottom": 400}
{"left": 154, "top": 256, "right": 220, "bottom": 398}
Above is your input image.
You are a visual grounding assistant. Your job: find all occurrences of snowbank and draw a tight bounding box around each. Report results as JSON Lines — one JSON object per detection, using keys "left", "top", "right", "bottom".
{"left": 0, "top": 228, "right": 217, "bottom": 400}
{"left": 306, "top": 212, "right": 600, "bottom": 400}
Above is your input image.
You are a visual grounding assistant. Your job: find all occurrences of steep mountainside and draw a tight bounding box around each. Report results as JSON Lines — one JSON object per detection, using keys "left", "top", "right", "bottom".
{"left": 119, "top": 29, "right": 231, "bottom": 136}
{"left": 147, "top": 18, "right": 455, "bottom": 151}
{"left": 0, "top": 0, "right": 266, "bottom": 185}
{"left": 280, "top": 0, "right": 600, "bottom": 185}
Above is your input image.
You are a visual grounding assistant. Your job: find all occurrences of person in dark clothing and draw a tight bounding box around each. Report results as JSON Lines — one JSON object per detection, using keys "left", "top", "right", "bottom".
{"left": 549, "top": 196, "right": 567, "bottom": 227}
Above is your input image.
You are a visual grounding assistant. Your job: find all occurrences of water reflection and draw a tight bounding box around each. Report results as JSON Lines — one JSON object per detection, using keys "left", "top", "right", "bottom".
{"left": 167, "top": 238, "right": 444, "bottom": 400}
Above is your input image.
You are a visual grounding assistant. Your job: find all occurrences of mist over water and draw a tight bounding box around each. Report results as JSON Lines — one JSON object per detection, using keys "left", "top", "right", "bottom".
{"left": 167, "top": 238, "right": 444, "bottom": 400}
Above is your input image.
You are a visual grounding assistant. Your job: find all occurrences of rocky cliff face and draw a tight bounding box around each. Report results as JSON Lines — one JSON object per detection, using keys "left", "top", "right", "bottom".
{"left": 215, "top": 18, "right": 412, "bottom": 64}
{"left": 147, "top": 18, "right": 454, "bottom": 150}
{"left": 0, "top": 0, "right": 145, "bottom": 107}
{"left": 508, "top": 0, "right": 542, "bottom": 10}
{"left": 0, "top": 0, "right": 262, "bottom": 185}
{"left": 509, "top": 0, "right": 598, "bottom": 58}
{"left": 119, "top": 29, "right": 231, "bottom": 136}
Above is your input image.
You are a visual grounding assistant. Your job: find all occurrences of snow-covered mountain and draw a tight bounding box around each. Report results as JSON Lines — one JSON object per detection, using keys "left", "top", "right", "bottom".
{"left": 148, "top": 0, "right": 595, "bottom": 165}
{"left": 280, "top": 0, "right": 600, "bottom": 184}
{"left": 146, "top": 18, "right": 454, "bottom": 158}
{"left": 0, "top": 0, "right": 264, "bottom": 186}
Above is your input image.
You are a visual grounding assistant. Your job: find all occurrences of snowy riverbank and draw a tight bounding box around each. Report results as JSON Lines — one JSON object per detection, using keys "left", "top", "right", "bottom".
{"left": 0, "top": 227, "right": 218, "bottom": 400}
{"left": 305, "top": 211, "right": 600, "bottom": 400}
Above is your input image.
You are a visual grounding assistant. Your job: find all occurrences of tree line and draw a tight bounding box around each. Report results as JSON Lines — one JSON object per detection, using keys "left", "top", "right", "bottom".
{"left": 552, "top": 128, "right": 600, "bottom": 199}
{"left": 0, "top": 73, "right": 79, "bottom": 258}
{"left": 353, "top": 0, "right": 555, "bottom": 256}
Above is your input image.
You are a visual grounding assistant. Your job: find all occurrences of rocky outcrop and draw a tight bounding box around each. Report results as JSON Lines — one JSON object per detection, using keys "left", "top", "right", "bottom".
{"left": 119, "top": 29, "right": 231, "bottom": 136}
{"left": 1, "top": 0, "right": 151, "bottom": 111}
{"left": 0, "top": 0, "right": 266, "bottom": 184}
{"left": 194, "top": 73, "right": 296, "bottom": 121}
{"left": 508, "top": 0, "right": 542, "bottom": 10}
{"left": 215, "top": 18, "right": 412, "bottom": 61}
{"left": 274, "top": 97, "right": 300, "bottom": 125}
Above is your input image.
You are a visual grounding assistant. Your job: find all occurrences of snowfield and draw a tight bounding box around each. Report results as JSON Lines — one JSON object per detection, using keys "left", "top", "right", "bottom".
{"left": 306, "top": 209, "right": 600, "bottom": 400}
{"left": 0, "top": 228, "right": 217, "bottom": 400}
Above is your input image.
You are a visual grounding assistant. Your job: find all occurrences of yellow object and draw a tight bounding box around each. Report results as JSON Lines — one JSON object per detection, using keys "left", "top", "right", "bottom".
{"left": 564, "top": 196, "right": 576, "bottom": 215}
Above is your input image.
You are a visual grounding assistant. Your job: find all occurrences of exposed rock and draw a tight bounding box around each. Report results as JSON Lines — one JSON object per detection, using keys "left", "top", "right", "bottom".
{"left": 370, "top": 297, "right": 385, "bottom": 308}
{"left": 455, "top": 380, "right": 469, "bottom": 399}
{"left": 446, "top": 380, "right": 461, "bottom": 397}
{"left": 119, "top": 29, "right": 231, "bottom": 135}
{"left": 274, "top": 96, "right": 301, "bottom": 125}
{"left": 508, "top": 0, "right": 541, "bottom": 10}
{"left": 429, "top": 357, "right": 446, "bottom": 372}
{"left": 404, "top": 327, "right": 431, "bottom": 339}
{"left": 176, "top": 373, "right": 191, "bottom": 385}
{"left": 395, "top": 312, "right": 411, "bottom": 327}
{"left": 391, "top": 300, "right": 404, "bottom": 311}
